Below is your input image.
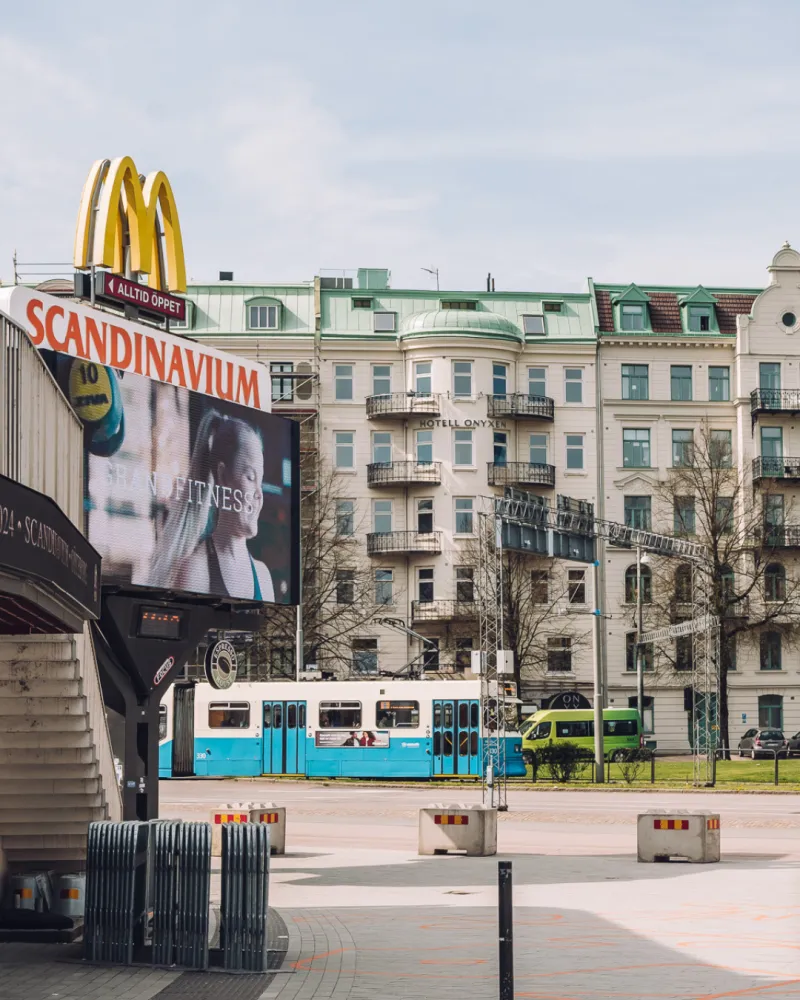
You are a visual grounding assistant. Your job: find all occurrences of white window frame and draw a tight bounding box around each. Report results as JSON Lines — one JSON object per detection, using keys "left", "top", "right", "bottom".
{"left": 528, "top": 366, "right": 547, "bottom": 397}
{"left": 452, "top": 360, "right": 474, "bottom": 399}
{"left": 372, "top": 364, "right": 391, "bottom": 396}
{"left": 522, "top": 314, "right": 545, "bottom": 336}
{"left": 454, "top": 497, "right": 475, "bottom": 536}
{"left": 414, "top": 361, "right": 432, "bottom": 395}
{"left": 334, "top": 364, "right": 354, "bottom": 401}
{"left": 371, "top": 431, "right": 392, "bottom": 465}
{"left": 373, "top": 311, "right": 396, "bottom": 332}
{"left": 566, "top": 433, "right": 584, "bottom": 471}
{"left": 415, "top": 429, "right": 433, "bottom": 464}
{"left": 374, "top": 568, "right": 394, "bottom": 606}
{"left": 373, "top": 498, "right": 393, "bottom": 534}
{"left": 529, "top": 433, "right": 548, "bottom": 466}
{"left": 248, "top": 303, "right": 280, "bottom": 330}
{"left": 564, "top": 367, "right": 583, "bottom": 404}
{"left": 334, "top": 431, "right": 355, "bottom": 470}
{"left": 453, "top": 428, "right": 474, "bottom": 468}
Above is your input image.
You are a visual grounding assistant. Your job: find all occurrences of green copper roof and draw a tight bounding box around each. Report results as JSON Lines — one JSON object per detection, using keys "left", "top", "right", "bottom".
{"left": 399, "top": 309, "right": 522, "bottom": 341}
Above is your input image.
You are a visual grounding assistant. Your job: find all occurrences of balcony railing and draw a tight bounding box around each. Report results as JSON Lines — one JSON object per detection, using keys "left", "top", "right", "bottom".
{"left": 487, "top": 393, "right": 555, "bottom": 421}
{"left": 672, "top": 597, "right": 749, "bottom": 619}
{"left": 487, "top": 461, "right": 556, "bottom": 487}
{"left": 366, "top": 530, "right": 443, "bottom": 555}
{"left": 411, "top": 599, "right": 478, "bottom": 622}
{"left": 751, "top": 388, "right": 800, "bottom": 415}
{"left": 366, "top": 392, "right": 441, "bottom": 419}
{"left": 761, "top": 524, "right": 800, "bottom": 547}
{"left": 367, "top": 461, "right": 442, "bottom": 486}
{"left": 752, "top": 456, "right": 800, "bottom": 481}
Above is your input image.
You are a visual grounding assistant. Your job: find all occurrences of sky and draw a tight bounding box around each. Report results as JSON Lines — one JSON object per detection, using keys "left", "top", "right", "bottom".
{"left": 2, "top": 0, "right": 800, "bottom": 293}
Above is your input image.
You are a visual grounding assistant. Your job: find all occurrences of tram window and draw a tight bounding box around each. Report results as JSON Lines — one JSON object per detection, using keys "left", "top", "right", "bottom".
{"left": 158, "top": 705, "right": 167, "bottom": 742}
{"left": 470, "top": 703, "right": 479, "bottom": 729}
{"left": 459, "top": 731, "right": 469, "bottom": 756}
{"left": 458, "top": 703, "right": 469, "bottom": 728}
{"left": 433, "top": 731, "right": 441, "bottom": 755}
{"left": 434, "top": 704, "right": 442, "bottom": 728}
{"left": 375, "top": 701, "right": 420, "bottom": 728}
{"left": 319, "top": 701, "right": 362, "bottom": 728}
{"left": 443, "top": 731, "right": 453, "bottom": 756}
{"left": 263, "top": 705, "right": 272, "bottom": 728}
{"left": 274, "top": 704, "right": 283, "bottom": 729}
{"left": 470, "top": 731, "right": 478, "bottom": 755}
{"left": 287, "top": 704, "right": 297, "bottom": 729}
{"left": 209, "top": 702, "right": 250, "bottom": 729}
{"left": 443, "top": 704, "right": 453, "bottom": 728}
{"left": 299, "top": 704, "right": 306, "bottom": 729}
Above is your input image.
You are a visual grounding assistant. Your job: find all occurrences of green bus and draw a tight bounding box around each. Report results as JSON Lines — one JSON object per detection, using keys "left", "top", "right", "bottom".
{"left": 520, "top": 708, "right": 642, "bottom": 763}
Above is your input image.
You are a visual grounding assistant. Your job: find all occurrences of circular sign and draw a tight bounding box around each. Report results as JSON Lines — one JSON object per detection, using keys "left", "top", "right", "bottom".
{"left": 68, "top": 360, "right": 114, "bottom": 424}
{"left": 205, "top": 640, "right": 238, "bottom": 690}
{"left": 545, "top": 691, "right": 591, "bottom": 711}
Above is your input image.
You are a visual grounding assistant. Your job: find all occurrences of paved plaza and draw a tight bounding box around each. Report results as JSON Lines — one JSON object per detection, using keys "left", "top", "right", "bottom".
{"left": 1, "top": 781, "right": 800, "bottom": 998}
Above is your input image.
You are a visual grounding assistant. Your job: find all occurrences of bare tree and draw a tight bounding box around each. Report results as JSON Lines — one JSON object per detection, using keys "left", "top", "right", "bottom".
{"left": 646, "top": 423, "right": 800, "bottom": 752}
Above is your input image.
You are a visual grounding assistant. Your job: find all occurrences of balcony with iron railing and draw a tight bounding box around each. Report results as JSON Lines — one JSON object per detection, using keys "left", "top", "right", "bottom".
{"left": 671, "top": 596, "right": 750, "bottom": 620}
{"left": 487, "top": 461, "right": 556, "bottom": 488}
{"left": 760, "top": 524, "right": 800, "bottom": 548}
{"left": 487, "top": 393, "right": 555, "bottom": 421}
{"left": 366, "top": 392, "right": 441, "bottom": 419}
{"left": 752, "top": 456, "right": 800, "bottom": 482}
{"left": 366, "top": 530, "right": 443, "bottom": 555}
{"left": 750, "top": 388, "right": 800, "bottom": 416}
{"left": 411, "top": 599, "right": 478, "bottom": 622}
{"left": 367, "top": 461, "right": 442, "bottom": 487}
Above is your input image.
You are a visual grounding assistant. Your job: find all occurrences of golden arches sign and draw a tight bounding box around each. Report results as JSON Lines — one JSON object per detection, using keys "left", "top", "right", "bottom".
{"left": 73, "top": 156, "right": 186, "bottom": 293}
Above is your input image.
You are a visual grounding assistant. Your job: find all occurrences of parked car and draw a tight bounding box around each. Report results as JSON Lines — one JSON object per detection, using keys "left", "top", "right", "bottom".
{"left": 737, "top": 728, "right": 787, "bottom": 759}
{"left": 786, "top": 732, "right": 800, "bottom": 757}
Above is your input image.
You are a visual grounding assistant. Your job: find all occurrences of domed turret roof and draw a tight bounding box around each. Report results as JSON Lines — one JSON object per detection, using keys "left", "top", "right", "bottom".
{"left": 400, "top": 309, "right": 522, "bottom": 341}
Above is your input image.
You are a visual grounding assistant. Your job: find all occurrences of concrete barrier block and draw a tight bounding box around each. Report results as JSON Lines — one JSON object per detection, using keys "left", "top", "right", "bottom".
{"left": 418, "top": 803, "right": 497, "bottom": 857}
{"left": 638, "top": 812, "right": 720, "bottom": 863}
{"left": 249, "top": 803, "right": 286, "bottom": 855}
{"left": 210, "top": 802, "right": 251, "bottom": 856}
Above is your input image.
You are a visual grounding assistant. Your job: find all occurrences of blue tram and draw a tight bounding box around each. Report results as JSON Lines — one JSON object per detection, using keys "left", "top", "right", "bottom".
{"left": 158, "top": 679, "right": 525, "bottom": 780}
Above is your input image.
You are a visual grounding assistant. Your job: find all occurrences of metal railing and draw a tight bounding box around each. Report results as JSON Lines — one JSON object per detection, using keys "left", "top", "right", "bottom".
{"left": 750, "top": 388, "right": 800, "bottom": 414}
{"left": 761, "top": 524, "right": 800, "bottom": 547}
{"left": 487, "top": 462, "right": 556, "bottom": 487}
{"left": 487, "top": 393, "right": 555, "bottom": 420}
{"left": 367, "top": 460, "right": 442, "bottom": 486}
{"left": 366, "top": 391, "right": 441, "bottom": 418}
{"left": 411, "top": 599, "right": 478, "bottom": 621}
{"left": 752, "top": 456, "right": 800, "bottom": 480}
{"left": 366, "top": 530, "right": 443, "bottom": 555}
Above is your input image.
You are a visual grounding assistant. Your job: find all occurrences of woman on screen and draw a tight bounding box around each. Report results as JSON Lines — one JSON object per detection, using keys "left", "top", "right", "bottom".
{"left": 151, "top": 410, "right": 275, "bottom": 601}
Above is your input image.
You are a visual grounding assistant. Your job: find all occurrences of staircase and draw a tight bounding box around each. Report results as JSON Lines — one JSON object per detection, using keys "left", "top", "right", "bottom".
{"left": 0, "top": 626, "right": 122, "bottom": 872}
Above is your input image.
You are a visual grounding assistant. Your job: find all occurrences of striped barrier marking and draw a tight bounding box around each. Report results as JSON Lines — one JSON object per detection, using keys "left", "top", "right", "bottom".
{"left": 18, "top": 888, "right": 33, "bottom": 899}
{"left": 213, "top": 813, "right": 249, "bottom": 824}
{"left": 256, "top": 812, "right": 280, "bottom": 824}
{"left": 434, "top": 814, "right": 470, "bottom": 826}
{"left": 60, "top": 888, "right": 81, "bottom": 900}
{"left": 707, "top": 817, "right": 720, "bottom": 830}
{"left": 653, "top": 819, "right": 689, "bottom": 831}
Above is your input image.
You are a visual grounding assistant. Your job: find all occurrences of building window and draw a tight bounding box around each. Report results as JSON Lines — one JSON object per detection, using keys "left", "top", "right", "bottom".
{"left": 675, "top": 635, "right": 693, "bottom": 672}
{"left": 568, "top": 569, "right": 586, "bottom": 604}
{"left": 375, "top": 569, "right": 393, "bottom": 605}
{"left": 622, "top": 364, "right": 649, "bottom": 400}
{"left": 209, "top": 703, "right": 251, "bottom": 729}
{"left": 624, "top": 565, "right": 652, "bottom": 604}
{"left": 372, "top": 364, "right": 391, "bottom": 395}
{"left": 373, "top": 312, "right": 396, "bottom": 332}
{"left": 319, "top": 701, "right": 362, "bottom": 727}
{"left": 760, "top": 631, "right": 782, "bottom": 671}
{"left": 336, "top": 499, "right": 355, "bottom": 537}
{"left": 453, "top": 361, "right": 473, "bottom": 398}
{"left": 566, "top": 434, "right": 584, "bottom": 470}
{"left": 353, "top": 639, "right": 378, "bottom": 675}
{"left": 626, "top": 633, "right": 654, "bottom": 672}
{"left": 714, "top": 497, "right": 734, "bottom": 535}
{"left": 628, "top": 695, "right": 654, "bottom": 734}
{"left": 441, "top": 300, "right": 477, "bottom": 310}
{"left": 336, "top": 569, "right": 355, "bottom": 604}
{"left": 529, "top": 433, "right": 547, "bottom": 466}
{"left": 674, "top": 564, "right": 692, "bottom": 603}
{"left": 531, "top": 570, "right": 549, "bottom": 604}
{"left": 708, "top": 366, "right": 730, "bottom": 401}
{"left": 417, "top": 498, "right": 433, "bottom": 533}
{"left": 414, "top": 361, "right": 432, "bottom": 395}
{"left": 623, "top": 428, "right": 650, "bottom": 468}
{"left": 249, "top": 304, "right": 279, "bottom": 330}
{"left": 523, "top": 314, "right": 545, "bottom": 336}
{"left": 418, "top": 568, "right": 434, "bottom": 603}
{"left": 493, "top": 431, "right": 508, "bottom": 466}
{"left": 454, "top": 498, "right": 474, "bottom": 535}
{"left": 565, "top": 368, "right": 583, "bottom": 403}
{"left": 456, "top": 567, "right": 475, "bottom": 602}
{"left": 674, "top": 496, "right": 696, "bottom": 535}
{"left": 671, "top": 365, "right": 693, "bottom": 401}
{"left": 528, "top": 367, "right": 546, "bottom": 397}
{"left": 543, "top": 301, "right": 563, "bottom": 313}
{"left": 335, "top": 364, "right": 353, "bottom": 401}
{"left": 416, "top": 430, "right": 433, "bottom": 464}
{"left": 761, "top": 426, "right": 783, "bottom": 460}
{"left": 455, "top": 638, "right": 473, "bottom": 672}
{"left": 672, "top": 429, "right": 694, "bottom": 467}
{"left": 765, "top": 563, "right": 786, "bottom": 602}
{"left": 688, "top": 306, "right": 712, "bottom": 332}
{"left": 764, "top": 494, "right": 785, "bottom": 534}
{"left": 720, "top": 565, "right": 735, "bottom": 602}
{"left": 372, "top": 431, "right": 392, "bottom": 464}
{"left": 373, "top": 499, "right": 393, "bottom": 534}
{"left": 620, "top": 304, "right": 645, "bottom": 331}
{"left": 376, "top": 701, "right": 420, "bottom": 728}
{"left": 454, "top": 429, "right": 474, "bottom": 467}
{"left": 334, "top": 431, "right": 354, "bottom": 469}
{"left": 422, "top": 637, "right": 440, "bottom": 671}
{"left": 710, "top": 430, "right": 732, "bottom": 468}
{"left": 758, "top": 694, "right": 783, "bottom": 729}
{"left": 624, "top": 495, "right": 651, "bottom": 530}
{"left": 492, "top": 363, "right": 508, "bottom": 397}
{"left": 352, "top": 297, "right": 373, "bottom": 309}
{"left": 270, "top": 362, "right": 293, "bottom": 403}
{"left": 547, "top": 637, "right": 572, "bottom": 672}
{"left": 760, "top": 362, "right": 781, "bottom": 392}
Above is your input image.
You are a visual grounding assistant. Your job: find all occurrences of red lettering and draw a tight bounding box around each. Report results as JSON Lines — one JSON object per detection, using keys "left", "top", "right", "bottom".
{"left": 205, "top": 353, "right": 213, "bottom": 395}
{"left": 185, "top": 348, "right": 205, "bottom": 392}
{"left": 236, "top": 367, "right": 261, "bottom": 409}
{"left": 215, "top": 358, "right": 234, "bottom": 400}
{"left": 166, "top": 344, "right": 187, "bottom": 388}
{"left": 85, "top": 316, "right": 107, "bottom": 364}
{"left": 110, "top": 325, "right": 132, "bottom": 368}
{"left": 25, "top": 298, "right": 45, "bottom": 346}
{"left": 134, "top": 331, "right": 143, "bottom": 374}
{"left": 45, "top": 305, "right": 66, "bottom": 350}
{"left": 63, "top": 311, "right": 87, "bottom": 357}
{"left": 145, "top": 336, "right": 165, "bottom": 381}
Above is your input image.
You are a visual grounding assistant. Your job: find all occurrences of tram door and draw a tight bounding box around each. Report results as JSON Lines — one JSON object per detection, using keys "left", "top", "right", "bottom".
{"left": 432, "top": 699, "right": 480, "bottom": 776}
{"left": 262, "top": 701, "right": 307, "bottom": 775}
{"left": 171, "top": 685, "right": 195, "bottom": 777}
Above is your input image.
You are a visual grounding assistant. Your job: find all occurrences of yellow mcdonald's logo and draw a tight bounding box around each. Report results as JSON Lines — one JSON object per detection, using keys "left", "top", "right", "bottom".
{"left": 73, "top": 156, "right": 186, "bottom": 293}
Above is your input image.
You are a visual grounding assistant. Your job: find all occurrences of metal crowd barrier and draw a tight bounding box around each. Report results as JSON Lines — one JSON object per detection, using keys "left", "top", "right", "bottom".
{"left": 221, "top": 822, "right": 271, "bottom": 972}
{"left": 151, "top": 820, "right": 211, "bottom": 969}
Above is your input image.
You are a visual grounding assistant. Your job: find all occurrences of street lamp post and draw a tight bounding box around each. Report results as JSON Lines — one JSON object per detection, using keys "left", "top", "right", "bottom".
{"left": 591, "top": 559, "right": 604, "bottom": 783}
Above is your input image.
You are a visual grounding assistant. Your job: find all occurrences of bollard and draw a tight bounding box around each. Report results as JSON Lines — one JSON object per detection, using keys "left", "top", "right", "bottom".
{"left": 418, "top": 804, "right": 497, "bottom": 856}
{"left": 498, "top": 861, "right": 514, "bottom": 1000}
{"left": 210, "top": 803, "right": 250, "bottom": 857}
{"left": 249, "top": 803, "right": 287, "bottom": 855}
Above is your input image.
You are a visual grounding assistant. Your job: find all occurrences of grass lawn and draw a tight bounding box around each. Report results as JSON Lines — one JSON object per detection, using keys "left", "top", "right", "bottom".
{"left": 523, "top": 756, "right": 800, "bottom": 787}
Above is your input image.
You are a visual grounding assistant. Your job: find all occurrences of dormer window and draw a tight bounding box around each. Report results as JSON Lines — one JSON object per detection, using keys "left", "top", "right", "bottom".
{"left": 612, "top": 283, "right": 650, "bottom": 332}
{"left": 621, "top": 304, "right": 645, "bottom": 331}
{"left": 688, "top": 305, "right": 712, "bottom": 332}
{"left": 248, "top": 300, "right": 281, "bottom": 330}
{"left": 679, "top": 287, "right": 718, "bottom": 334}
{"left": 543, "top": 301, "right": 563, "bottom": 313}
{"left": 441, "top": 300, "right": 477, "bottom": 310}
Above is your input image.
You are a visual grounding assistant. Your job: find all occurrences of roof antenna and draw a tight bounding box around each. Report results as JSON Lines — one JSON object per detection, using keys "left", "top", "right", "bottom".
{"left": 421, "top": 266, "right": 439, "bottom": 292}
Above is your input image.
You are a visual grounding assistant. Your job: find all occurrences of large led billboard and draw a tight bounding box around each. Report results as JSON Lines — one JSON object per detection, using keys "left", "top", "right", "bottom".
{"left": 0, "top": 287, "right": 299, "bottom": 605}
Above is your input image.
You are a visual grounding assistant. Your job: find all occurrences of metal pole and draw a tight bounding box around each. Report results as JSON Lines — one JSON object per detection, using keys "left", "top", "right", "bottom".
{"left": 498, "top": 861, "right": 514, "bottom": 1000}
{"left": 636, "top": 545, "right": 645, "bottom": 729}
{"left": 592, "top": 559, "right": 604, "bottom": 783}
{"left": 295, "top": 517, "right": 303, "bottom": 682}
